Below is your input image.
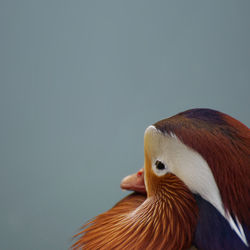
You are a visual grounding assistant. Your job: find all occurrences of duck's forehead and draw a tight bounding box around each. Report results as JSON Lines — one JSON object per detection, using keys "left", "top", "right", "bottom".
{"left": 144, "top": 125, "right": 162, "bottom": 154}
{"left": 144, "top": 125, "right": 175, "bottom": 156}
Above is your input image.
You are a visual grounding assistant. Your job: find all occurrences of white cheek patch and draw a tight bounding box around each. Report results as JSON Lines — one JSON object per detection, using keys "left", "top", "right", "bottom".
{"left": 145, "top": 126, "right": 224, "bottom": 215}
{"left": 144, "top": 125, "right": 248, "bottom": 246}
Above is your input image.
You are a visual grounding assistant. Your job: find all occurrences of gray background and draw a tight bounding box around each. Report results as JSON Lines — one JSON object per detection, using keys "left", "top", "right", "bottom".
{"left": 1, "top": 1, "right": 249, "bottom": 249}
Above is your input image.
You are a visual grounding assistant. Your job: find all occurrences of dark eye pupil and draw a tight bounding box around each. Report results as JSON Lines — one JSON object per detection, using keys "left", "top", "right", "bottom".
{"left": 155, "top": 160, "right": 165, "bottom": 170}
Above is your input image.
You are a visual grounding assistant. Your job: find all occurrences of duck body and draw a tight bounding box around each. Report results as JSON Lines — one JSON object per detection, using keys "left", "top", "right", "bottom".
{"left": 73, "top": 108, "right": 250, "bottom": 249}
{"left": 194, "top": 195, "right": 250, "bottom": 250}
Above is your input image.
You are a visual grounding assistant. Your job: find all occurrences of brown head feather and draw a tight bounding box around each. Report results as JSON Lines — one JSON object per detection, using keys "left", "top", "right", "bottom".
{"left": 72, "top": 174, "right": 198, "bottom": 250}
{"left": 154, "top": 109, "right": 250, "bottom": 226}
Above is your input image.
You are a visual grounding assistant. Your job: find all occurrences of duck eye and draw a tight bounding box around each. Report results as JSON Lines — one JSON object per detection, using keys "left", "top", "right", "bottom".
{"left": 155, "top": 160, "right": 165, "bottom": 170}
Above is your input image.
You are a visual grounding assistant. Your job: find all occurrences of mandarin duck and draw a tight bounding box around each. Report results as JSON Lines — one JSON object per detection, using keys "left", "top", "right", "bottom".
{"left": 73, "top": 108, "right": 250, "bottom": 250}
{"left": 121, "top": 108, "right": 250, "bottom": 250}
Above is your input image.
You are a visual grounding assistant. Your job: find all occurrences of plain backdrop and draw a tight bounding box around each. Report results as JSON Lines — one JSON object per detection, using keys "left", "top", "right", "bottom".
{"left": 1, "top": 1, "right": 250, "bottom": 249}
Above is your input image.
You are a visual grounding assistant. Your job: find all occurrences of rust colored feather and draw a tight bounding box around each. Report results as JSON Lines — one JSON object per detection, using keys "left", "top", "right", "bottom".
{"left": 154, "top": 109, "right": 250, "bottom": 227}
{"left": 72, "top": 174, "right": 198, "bottom": 250}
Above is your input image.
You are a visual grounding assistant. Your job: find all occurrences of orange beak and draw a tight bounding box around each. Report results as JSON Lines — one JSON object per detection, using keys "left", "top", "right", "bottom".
{"left": 120, "top": 168, "right": 146, "bottom": 194}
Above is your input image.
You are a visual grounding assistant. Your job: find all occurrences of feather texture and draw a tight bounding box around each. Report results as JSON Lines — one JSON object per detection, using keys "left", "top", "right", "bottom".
{"left": 72, "top": 174, "right": 198, "bottom": 249}
{"left": 154, "top": 108, "right": 250, "bottom": 227}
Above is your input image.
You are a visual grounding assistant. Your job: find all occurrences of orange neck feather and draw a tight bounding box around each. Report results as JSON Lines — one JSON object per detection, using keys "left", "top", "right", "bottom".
{"left": 72, "top": 174, "right": 198, "bottom": 250}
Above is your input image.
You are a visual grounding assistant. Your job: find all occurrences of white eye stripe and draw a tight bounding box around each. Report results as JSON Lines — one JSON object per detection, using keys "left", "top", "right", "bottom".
{"left": 152, "top": 160, "right": 169, "bottom": 176}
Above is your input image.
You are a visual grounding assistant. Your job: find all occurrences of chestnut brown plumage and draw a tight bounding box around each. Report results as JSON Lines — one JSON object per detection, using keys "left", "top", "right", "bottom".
{"left": 72, "top": 174, "right": 198, "bottom": 249}
{"left": 154, "top": 109, "right": 250, "bottom": 227}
